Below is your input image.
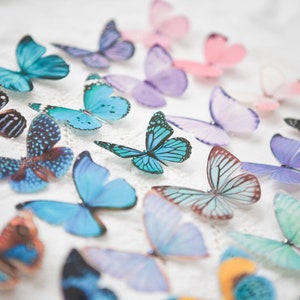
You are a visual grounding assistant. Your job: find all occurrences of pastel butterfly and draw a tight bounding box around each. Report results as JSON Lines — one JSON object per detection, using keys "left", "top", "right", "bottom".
{"left": 0, "top": 89, "right": 26, "bottom": 138}
{"left": 242, "top": 134, "right": 300, "bottom": 184}
{"left": 229, "top": 192, "right": 300, "bottom": 271}
{"left": 173, "top": 33, "right": 246, "bottom": 78}
{"left": 53, "top": 20, "right": 135, "bottom": 69}
{"left": 122, "top": 0, "right": 189, "bottom": 49}
{"left": 29, "top": 73, "right": 130, "bottom": 131}
{"left": 0, "top": 35, "right": 69, "bottom": 92}
{"left": 153, "top": 146, "right": 261, "bottom": 220}
{"left": 94, "top": 111, "right": 192, "bottom": 174}
{"left": 16, "top": 151, "right": 137, "bottom": 237}
{"left": 62, "top": 249, "right": 117, "bottom": 300}
{"left": 166, "top": 86, "right": 260, "bottom": 146}
{"left": 105, "top": 44, "right": 188, "bottom": 108}
{"left": 0, "top": 211, "right": 44, "bottom": 290}
{"left": 284, "top": 118, "right": 300, "bottom": 131}
{"left": 82, "top": 191, "right": 208, "bottom": 293}
{"left": 0, "top": 114, "right": 73, "bottom": 193}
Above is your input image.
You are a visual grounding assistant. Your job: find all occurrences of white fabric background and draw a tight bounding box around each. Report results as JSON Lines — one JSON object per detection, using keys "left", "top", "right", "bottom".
{"left": 0, "top": 0, "right": 300, "bottom": 299}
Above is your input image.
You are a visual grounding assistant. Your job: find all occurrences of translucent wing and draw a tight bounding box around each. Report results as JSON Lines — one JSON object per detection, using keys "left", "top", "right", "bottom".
{"left": 52, "top": 43, "right": 93, "bottom": 57}
{"left": 284, "top": 118, "right": 300, "bottom": 131}
{"left": 82, "top": 53, "right": 110, "bottom": 69}
{"left": 0, "top": 68, "right": 32, "bottom": 92}
{"left": 132, "top": 154, "right": 164, "bottom": 174}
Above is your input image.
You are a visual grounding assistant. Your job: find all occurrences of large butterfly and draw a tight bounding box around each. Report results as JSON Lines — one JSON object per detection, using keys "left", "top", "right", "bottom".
{"left": 173, "top": 33, "right": 246, "bottom": 78}
{"left": 284, "top": 117, "right": 300, "bottom": 132}
{"left": 229, "top": 192, "right": 300, "bottom": 271}
{"left": 94, "top": 111, "right": 192, "bottom": 174}
{"left": 82, "top": 191, "right": 208, "bottom": 293}
{"left": 166, "top": 87, "right": 260, "bottom": 146}
{"left": 0, "top": 113, "right": 73, "bottom": 193}
{"left": 16, "top": 151, "right": 137, "bottom": 237}
{"left": 0, "top": 211, "right": 44, "bottom": 290}
{"left": 0, "top": 89, "right": 26, "bottom": 138}
{"left": 0, "top": 35, "right": 69, "bottom": 92}
{"left": 53, "top": 20, "right": 135, "bottom": 69}
{"left": 29, "top": 73, "right": 130, "bottom": 131}
{"left": 105, "top": 44, "right": 188, "bottom": 107}
{"left": 242, "top": 134, "right": 300, "bottom": 184}
{"left": 153, "top": 146, "right": 261, "bottom": 220}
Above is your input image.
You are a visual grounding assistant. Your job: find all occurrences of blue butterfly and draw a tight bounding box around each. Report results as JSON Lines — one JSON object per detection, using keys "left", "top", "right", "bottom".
{"left": 0, "top": 35, "right": 69, "bottom": 92}
{"left": 0, "top": 114, "right": 73, "bottom": 193}
{"left": 29, "top": 73, "right": 130, "bottom": 131}
{"left": 16, "top": 151, "right": 137, "bottom": 237}
{"left": 94, "top": 111, "right": 192, "bottom": 174}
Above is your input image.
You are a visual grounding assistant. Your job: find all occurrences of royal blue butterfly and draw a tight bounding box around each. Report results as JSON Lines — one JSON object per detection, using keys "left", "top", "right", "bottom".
{"left": 0, "top": 35, "right": 69, "bottom": 92}
{"left": 0, "top": 114, "right": 73, "bottom": 193}
{"left": 53, "top": 20, "right": 135, "bottom": 69}
{"left": 16, "top": 151, "right": 137, "bottom": 237}
{"left": 94, "top": 111, "right": 192, "bottom": 174}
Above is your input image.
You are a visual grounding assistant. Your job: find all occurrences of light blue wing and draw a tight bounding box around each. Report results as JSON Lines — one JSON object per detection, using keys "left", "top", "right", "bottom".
{"left": 132, "top": 154, "right": 164, "bottom": 174}
{"left": 3, "top": 244, "right": 38, "bottom": 265}
{"left": 0, "top": 68, "right": 32, "bottom": 92}
{"left": 0, "top": 157, "right": 21, "bottom": 179}
{"left": 220, "top": 246, "right": 252, "bottom": 262}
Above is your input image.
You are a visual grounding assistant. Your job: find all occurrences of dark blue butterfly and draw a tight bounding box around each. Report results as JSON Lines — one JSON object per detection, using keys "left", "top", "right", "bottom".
{"left": 16, "top": 151, "right": 137, "bottom": 237}
{"left": 94, "top": 111, "right": 192, "bottom": 174}
{"left": 0, "top": 114, "right": 73, "bottom": 193}
{"left": 29, "top": 73, "right": 130, "bottom": 131}
{"left": 53, "top": 20, "right": 135, "bottom": 69}
{"left": 0, "top": 35, "right": 69, "bottom": 92}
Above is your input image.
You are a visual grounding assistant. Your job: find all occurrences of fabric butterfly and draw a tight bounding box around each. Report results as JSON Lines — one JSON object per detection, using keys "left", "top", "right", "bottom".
{"left": 62, "top": 249, "right": 117, "bottom": 300}
{"left": 229, "top": 193, "right": 300, "bottom": 271}
{"left": 153, "top": 146, "right": 261, "bottom": 220}
{"left": 166, "top": 86, "right": 259, "bottom": 146}
{"left": 284, "top": 117, "right": 300, "bottom": 131}
{"left": 16, "top": 151, "right": 137, "bottom": 237}
{"left": 242, "top": 133, "right": 300, "bottom": 184}
{"left": 105, "top": 44, "right": 188, "bottom": 107}
{"left": 0, "top": 89, "right": 26, "bottom": 138}
{"left": 0, "top": 35, "right": 69, "bottom": 92}
{"left": 28, "top": 73, "right": 130, "bottom": 131}
{"left": 173, "top": 33, "right": 246, "bottom": 78}
{"left": 0, "top": 114, "right": 73, "bottom": 193}
{"left": 0, "top": 211, "right": 44, "bottom": 290}
{"left": 53, "top": 20, "right": 135, "bottom": 69}
{"left": 94, "top": 111, "right": 192, "bottom": 174}
{"left": 82, "top": 191, "right": 208, "bottom": 293}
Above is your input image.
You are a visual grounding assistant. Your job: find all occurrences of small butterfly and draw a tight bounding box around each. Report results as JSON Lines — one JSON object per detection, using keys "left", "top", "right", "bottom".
{"left": 82, "top": 191, "right": 208, "bottom": 293}
{"left": 229, "top": 192, "right": 300, "bottom": 271}
{"left": 29, "top": 73, "right": 130, "bottom": 131}
{"left": 62, "top": 249, "right": 118, "bottom": 300}
{"left": 0, "top": 113, "right": 73, "bottom": 193}
{"left": 94, "top": 111, "right": 192, "bottom": 174}
{"left": 166, "top": 86, "right": 260, "bottom": 146}
{"left": 16, "top": 151, "right": 137, "bottom": 237}
{"left": 173, "top": 33, "right": 246, "bottom": 78}
{"left": 284, "top": 118, "right": 300, "bottom": 131}
{"left": 0, "top": 211, "right": 44, "bottom": 290}
{"left": 53, "top": 20, "right": 135, "bottom": 69}
{"left": 153, "top": 146, "right": 261, "bottom": 220}
{"left": 105, "top": 44, "right": 188, "bottom": 107}
{"left": 242, "top": 133, "right": 300, "bottom": 184}
{"left": 0, "top": 89, "right": 26, "bottom": 138}
{"left": 0, "top": 35, "right": 69, "bottom": 92}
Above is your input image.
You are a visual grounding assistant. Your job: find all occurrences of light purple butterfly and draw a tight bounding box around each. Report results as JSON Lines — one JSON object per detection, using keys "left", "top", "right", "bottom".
{"left": 242, "top": 134, "right": 300, "bottom": 184}
{"left": 82, "top": 191, "right": 207, "bottom": 293}
{"left": 105, "top": 44, "right": 188, "bottom": 108}
{"left": 166, "top": 86, "right": 260, "bottom": 146}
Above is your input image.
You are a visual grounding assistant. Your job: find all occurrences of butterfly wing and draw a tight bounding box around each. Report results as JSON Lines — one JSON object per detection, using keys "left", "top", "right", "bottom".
{"left": 0, "top": 158, "right": 21, "bottom": 179}
{"left": 0, "top": 108, "right": 26, "bottom": 138}
{"left": 284, "top": 118, "right": 300, "bottom": 131}
{"left": 0, "top": 68, "right": 32, "bottom": 92}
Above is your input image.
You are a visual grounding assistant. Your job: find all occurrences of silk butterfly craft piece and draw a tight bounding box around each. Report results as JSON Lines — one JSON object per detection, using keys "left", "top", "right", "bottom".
{"left": 122, "top": 0, "right": 189, "bottom": 49}
{"left": 82, "top": 192, "right": 208, "bottom": 293}
{"left": 153, "top": 146, "right": 261, "bottom": 220}
{"left": 166, "top": 86, "right": 260, "bottom": 146}
{"left": 16, "top": 151, "right": 137, "bottom": 237}
{"left": 52, "top": 20, "right": 135, "bottom": 69}
{"left": 105, "top": 44, "right": 188, "bottom": 108}
{"left": 0, "top": 211, "right": 44, "bottom": 290}
{"left": 284, "top": 117, "right": 300, "bottom": 132}
{"left": 0, "top": 114, "right": 73, "bottom": 193}
{"left": 229, "top": 193, "right": 300, "bottom": 272}
{"left": 94, "top": 111, "right": 192, "bottom": 174}
{"left": 28, "top": 73, "right": 130, "bottom": 131}
{"left": 242, "top": 134, "right": 300, "bottom": 184}
{"left": 0, "top": 35, "right": 69, "bottom": 92}
{"left": 173, "top": 33, "right": 246, "bottom": 78}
